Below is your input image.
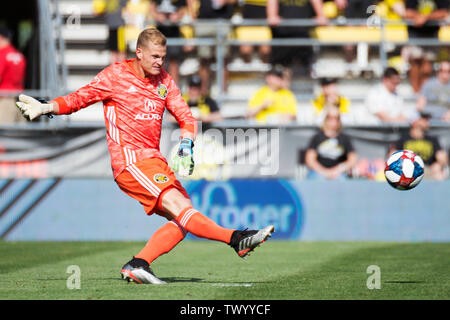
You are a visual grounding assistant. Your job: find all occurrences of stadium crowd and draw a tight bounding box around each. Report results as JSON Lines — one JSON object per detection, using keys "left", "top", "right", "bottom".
{"left": 95, "top": 0, "right": 449, "bottom": 180}
{"left": 90, "top": 0, "right": 450, "bottom": 124}
{"left": 0, "top": 0, "right": 448, "bottom": 180}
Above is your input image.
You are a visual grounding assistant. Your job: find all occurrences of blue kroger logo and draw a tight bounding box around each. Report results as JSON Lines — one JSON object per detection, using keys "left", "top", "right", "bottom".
{"left": 185, "top": 180, "right": 303, "bottom": 239}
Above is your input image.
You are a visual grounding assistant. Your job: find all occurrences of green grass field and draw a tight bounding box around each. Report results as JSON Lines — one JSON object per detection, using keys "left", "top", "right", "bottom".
{"left": 0, "top": 241, "right": 449, "bottom": 300}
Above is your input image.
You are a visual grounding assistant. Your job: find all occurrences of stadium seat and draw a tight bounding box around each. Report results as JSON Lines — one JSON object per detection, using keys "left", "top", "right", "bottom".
{"left": 314, "top": 26, "right": 408, "bottom": 43}
{"left": 439, "top": 26, "right": 450, "bottom": 41}
{"left": 60, "top": 0, "right": 97, "bottom": 17}
{"left": 61, "top": 24, "right": 108, "bottom": 42}
{"left": 312, "top": 52, "right": 349, "bottom": 78}
{"left": 234, "top": 26, "right": 272, "bottom": 43}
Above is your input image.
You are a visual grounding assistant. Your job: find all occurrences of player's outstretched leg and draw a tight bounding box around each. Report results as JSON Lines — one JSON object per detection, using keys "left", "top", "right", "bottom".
{"left": 162, "top": 188, "right": 275, "bottom": 259}
{"left": 175, "top": 206, "right": 234, "bottom": 243}
{"left": 228, "top": 225, "right": 275, "bottom": 259}
{"left": 175, "top": 206, "right": 275, "bottom": 258}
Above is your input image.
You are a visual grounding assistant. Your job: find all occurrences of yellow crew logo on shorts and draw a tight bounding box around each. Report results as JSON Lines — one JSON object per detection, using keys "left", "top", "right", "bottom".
{"left": 153, "top": 173, "right": 169, "bottom": 183}
{"left": 157, "top": 83, "right": 168, "bottom": 99}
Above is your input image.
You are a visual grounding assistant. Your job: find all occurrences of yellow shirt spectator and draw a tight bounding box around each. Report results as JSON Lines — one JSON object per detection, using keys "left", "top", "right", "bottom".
{"left": 248, "top": 85, "right": 297, "bottom": 124}
{"left": 311, "top": 78, "right": 350, "bottom": 117}
{"left": 312, "top": 94, "right": 350, "bottom": 115}
{"left": 382, "top": 0, "right": 406, "bottom": 20}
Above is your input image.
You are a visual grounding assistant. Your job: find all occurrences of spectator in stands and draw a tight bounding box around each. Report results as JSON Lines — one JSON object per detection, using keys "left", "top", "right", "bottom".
{"left": 311, "top": 77, "right": 351, "bottom": 123}
{"left": 238, "top": 0, "right": 271, "bottom": 65}
{"left": 183, "top": 74, "right": 222, "bottom": 122}
{"left": 187, "top": 0, "right": 236, "bottom": 94}
{"left": 337, "top": 0, "right": 375, "bottom": 67}
{"left": 390, "top": 112, "right": 448, "bottom": 180}
{"left": 305, "top": 106, "right": 358, "bottom": 180}
{"left": 94, "top": 0, "right": 128, "bottom": 64}
{"left": 246, "top": 66, "right": 297, "bottom": 124}
{"left": 0, "top": 27, "right": 26, "bottom": 124}
{"left": 365, "top": 67, "right": 412, "bottom": 123}
{"left": 403, "top": 46, "right": 436, "bottom": 93}
{"left": 416, "top": 61, "right": 450, "bottom": 122}
{"left": 123, "top": 0, "right": 152, "bottom": 30}
{"left": 404, "top": 0, "right": 449, "bottom": 92}
{"left": 149, "top": 0, "right": 188, "bottom": 84}
{"left": 267, "top": 0, "right": 328, "bottom": 80}
{"left": 378, "top": 0, "right": 410, "bottom": 75}
{"left": 379, "top": 0, "right": 406, "bottom": 20}
{"left": 404, "top": 0, "right": 448, "bottom": 38}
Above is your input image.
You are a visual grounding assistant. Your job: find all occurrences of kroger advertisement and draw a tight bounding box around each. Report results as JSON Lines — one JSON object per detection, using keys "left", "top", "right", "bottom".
{"left": 1, "top": 179, "right": 449, "bottom": 241}
{"left": 185, "top": 180, "right": 303, "bottom": 240}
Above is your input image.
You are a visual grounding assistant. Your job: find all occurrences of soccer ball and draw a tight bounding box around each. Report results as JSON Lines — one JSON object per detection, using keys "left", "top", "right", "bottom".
{"left": 384, "top": 150, "right": 425, "bottom": 190}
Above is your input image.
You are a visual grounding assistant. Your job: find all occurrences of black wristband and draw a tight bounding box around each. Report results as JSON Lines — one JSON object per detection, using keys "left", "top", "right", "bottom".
{"left": 36, "top": 98, "right": 53, "bottom": 119}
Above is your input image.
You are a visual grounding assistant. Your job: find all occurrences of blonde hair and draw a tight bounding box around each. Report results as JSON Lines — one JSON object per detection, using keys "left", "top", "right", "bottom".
{"left": 137, "top": 28, "right": 166, "bottom": 48}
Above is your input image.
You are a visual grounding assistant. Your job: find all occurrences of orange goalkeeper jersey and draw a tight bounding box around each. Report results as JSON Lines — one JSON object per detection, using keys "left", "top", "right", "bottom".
{"left": 53, "top": 59, "right": 197, "bottom": 179}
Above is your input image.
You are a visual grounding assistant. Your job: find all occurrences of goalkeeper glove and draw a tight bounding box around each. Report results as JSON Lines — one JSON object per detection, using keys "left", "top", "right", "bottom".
{"left": 172, "top": 138, "right": 194, "bottom": 177}
{"left": 15, "top": 94, "right": 54, "bottom": 121}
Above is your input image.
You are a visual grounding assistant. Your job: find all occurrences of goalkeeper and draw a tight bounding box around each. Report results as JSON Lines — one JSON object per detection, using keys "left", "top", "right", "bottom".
{"left": 16, "top": 28, "right": 273, "bottom": 284}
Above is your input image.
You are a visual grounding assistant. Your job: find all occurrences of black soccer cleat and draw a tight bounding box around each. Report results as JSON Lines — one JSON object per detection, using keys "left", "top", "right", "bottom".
{"left": 120, "top": 257, "right": 166, "bottom": 284}
{"left": 229, "top": 225, "right": 274, "bottom": 259}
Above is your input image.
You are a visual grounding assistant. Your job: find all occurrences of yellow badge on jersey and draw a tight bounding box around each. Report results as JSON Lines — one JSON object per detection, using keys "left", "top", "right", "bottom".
{"left": 153, "top": 173, "right": 169, "bottom": 183}
{"left": 157, "top": 83, "right": 168, "bottom": 99}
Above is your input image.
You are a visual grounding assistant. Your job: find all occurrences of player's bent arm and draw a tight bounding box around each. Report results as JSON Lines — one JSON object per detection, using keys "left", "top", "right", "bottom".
{"left": 166, "top": 82, "right": 198, "bottom": 140}
{"left": 54, "top": 69, "right": 114, "bottom": 115}
{"left": 166, "top": 79, "right": 198, "bottom": 176}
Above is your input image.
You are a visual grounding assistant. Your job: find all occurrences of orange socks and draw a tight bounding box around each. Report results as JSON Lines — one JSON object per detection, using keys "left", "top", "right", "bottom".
{"left": 176, "top": 207, "right": 234, "bottom": 244}
{"left": 135, "top": 207, "right": 234, "bottom": 265}
{"left": 135, "top": 220, "right": 186, "bottom": 264}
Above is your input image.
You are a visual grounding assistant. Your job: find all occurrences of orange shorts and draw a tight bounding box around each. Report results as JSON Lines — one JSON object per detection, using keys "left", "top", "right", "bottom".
{"left": 115, "top": 158, "right": 190, "bottom": 215}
